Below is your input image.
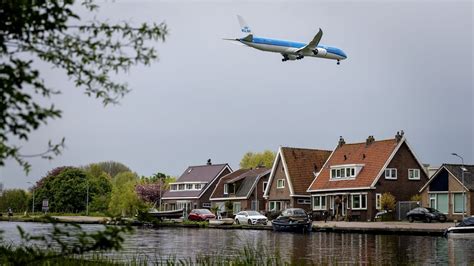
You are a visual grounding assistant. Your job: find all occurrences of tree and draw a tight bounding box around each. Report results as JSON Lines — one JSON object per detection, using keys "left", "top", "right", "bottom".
{"left": 135, "top": 183, "right": 161, "bottom": 204}
{"left": 108, "top": 171, "right": 143, "bottom": 217}
{"left": 84, "top": 164, "right": 112, "bottom": 213}
{"left": 0, "top": 1, "right": 168, "bottom": 173}
{"left": 0, "top": 189, "right": 29, "bottom": 213}
{"left": 239, "top": 150, "right": 276, "bottom": 169}
{"left": 410, "top": 194, "right": 422, "bottom": 202}
{"left": 33, "top": 166, "right": 112, "bottom": 213}
{"left": 84, "top": 161, "right": 132, "bottom": 178}
{"left": 381, "top": 192, "right": 396, "bottom": 211}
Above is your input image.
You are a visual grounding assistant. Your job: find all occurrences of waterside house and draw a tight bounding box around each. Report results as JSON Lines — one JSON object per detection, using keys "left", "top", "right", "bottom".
{"left": 307, "top": 132, "right": 428, "bottom": 221}
{"left": 209, "top": 167, "right": 271, "bottom": 214}
{"left": 419, "top": 164, "right": 474, "bottom": 221}
{"left": 264, "top": 147, "right": 332, "bottom": 212}
{"left": 162, "top": 160, "right": 232, "bottom": 212}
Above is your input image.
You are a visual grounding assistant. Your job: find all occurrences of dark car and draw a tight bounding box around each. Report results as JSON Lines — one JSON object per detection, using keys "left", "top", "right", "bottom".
{"left": 406, "top": 207, "right": 447, "bottom": 223}
{"left": 187, "top": 209, "right": 216, "bottom": 221}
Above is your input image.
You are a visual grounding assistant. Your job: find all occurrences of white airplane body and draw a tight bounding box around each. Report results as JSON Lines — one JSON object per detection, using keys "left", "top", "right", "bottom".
{"left": 226, "top": 16, "right": 347, "bottom": 64}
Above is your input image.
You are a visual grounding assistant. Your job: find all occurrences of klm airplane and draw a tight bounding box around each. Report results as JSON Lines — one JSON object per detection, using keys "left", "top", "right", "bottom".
{"left": 225, "top": 15, "right": 347, "bottom": 64}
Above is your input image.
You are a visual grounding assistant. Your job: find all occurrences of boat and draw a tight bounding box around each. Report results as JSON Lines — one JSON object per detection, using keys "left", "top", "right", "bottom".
{"left": 209, "top": 217, "right": 234, "bottom": 225}
{"left": 271, "top": 208, "right": 312, "bottom": 233}
{"left": 444, "top": 217, "right": 474, "bottom": 236}
{"left": 148, "top": 208, "right": 185, "bottom": 219}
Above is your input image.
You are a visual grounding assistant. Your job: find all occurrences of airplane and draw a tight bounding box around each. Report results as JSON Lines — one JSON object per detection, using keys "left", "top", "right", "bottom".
{"left": 224, "top": 15, "right": 347, "bottom": 64}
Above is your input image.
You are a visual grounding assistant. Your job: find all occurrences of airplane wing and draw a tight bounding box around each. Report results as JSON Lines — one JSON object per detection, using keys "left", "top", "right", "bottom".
{"left": 295, "top": 28, "right": 323, "bottom": 54}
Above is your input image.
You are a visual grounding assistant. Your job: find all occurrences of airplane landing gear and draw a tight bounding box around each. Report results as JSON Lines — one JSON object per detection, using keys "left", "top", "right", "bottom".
{"left": 337, "top": 60, "right": 340, "bottom": 65}
{"left": 296, "top": 55, "right": 304, "bottom": 60}
{"left": 282, "top": 58, "right": 287, "bottom": 62}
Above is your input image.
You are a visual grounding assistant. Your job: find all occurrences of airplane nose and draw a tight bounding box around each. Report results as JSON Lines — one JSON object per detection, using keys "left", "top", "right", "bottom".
{"left": 340, "top": 50, "right": 347, "bottom": 59}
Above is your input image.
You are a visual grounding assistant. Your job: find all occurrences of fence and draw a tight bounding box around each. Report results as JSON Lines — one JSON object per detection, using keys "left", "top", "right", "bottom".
{"left": 397, "top": 201, "right": 420, "bottom": 220}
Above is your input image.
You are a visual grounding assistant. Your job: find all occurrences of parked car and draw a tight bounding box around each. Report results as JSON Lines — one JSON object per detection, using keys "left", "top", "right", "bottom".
{"left": 271, "top": 208, "right": 312, "bottom": 232}
{"left": 187, "top": 209, "right": 216, "bottom": 221}
{"left": 406, "top": 207, "right": 447, "bottom": 223}
{"left": 234, "top": 211, "right": 268, "bottom": 225}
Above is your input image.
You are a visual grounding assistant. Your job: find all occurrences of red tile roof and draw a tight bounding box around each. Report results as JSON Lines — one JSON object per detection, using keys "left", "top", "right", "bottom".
{"left": 280, "top": 147, "right": 332, "bottom": 195}
{"left": 308, "top": 138, "right": 400, "bottom": 191}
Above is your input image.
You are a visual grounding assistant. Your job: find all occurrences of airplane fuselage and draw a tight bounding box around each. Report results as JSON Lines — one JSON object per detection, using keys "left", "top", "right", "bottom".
{"left": 240, "top": 36, "right": 347, "bottom": 61}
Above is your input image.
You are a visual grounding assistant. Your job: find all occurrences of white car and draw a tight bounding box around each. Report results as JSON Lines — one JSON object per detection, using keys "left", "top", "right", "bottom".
{"left": 234, "top": 211, "right": 268, "bottom": 225}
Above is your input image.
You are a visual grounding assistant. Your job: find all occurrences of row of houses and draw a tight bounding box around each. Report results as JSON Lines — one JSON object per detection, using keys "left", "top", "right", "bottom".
{"left": 162, "top": 132, "right": 473, "bottom": 221}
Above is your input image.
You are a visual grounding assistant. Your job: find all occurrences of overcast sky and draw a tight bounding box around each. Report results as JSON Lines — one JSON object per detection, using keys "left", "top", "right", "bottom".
{"left": 1, "top": 0, "right": 472, "bottom": 189}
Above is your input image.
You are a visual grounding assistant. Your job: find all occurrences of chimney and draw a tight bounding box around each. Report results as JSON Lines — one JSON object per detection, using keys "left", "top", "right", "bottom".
{"left": 207, "top": 159, "right": 212, "bottom": 165}
{"left": 366, "top": 135, "right": 375, "bottom": 146}
{"left": 395, "top": 130, "right": 404, "bottom": 142}
{"left": 338, "top": 136, "right": 345, "bottom": 147}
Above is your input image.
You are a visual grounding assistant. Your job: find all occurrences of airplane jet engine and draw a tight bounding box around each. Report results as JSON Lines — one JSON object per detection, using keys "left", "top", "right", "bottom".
{"left": 312, "top": 48, "right": 327, "bottom": 56}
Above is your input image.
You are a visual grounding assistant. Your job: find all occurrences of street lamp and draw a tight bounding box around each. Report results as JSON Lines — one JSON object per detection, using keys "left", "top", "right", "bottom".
{"left": 27, "top": 181, "right": 35, "bottom": 215}
{"left": 86, "top": 179, "right": 89, "bottom": 216}
{"left": 451, "top": 153, "right": 467, "bottom": 219}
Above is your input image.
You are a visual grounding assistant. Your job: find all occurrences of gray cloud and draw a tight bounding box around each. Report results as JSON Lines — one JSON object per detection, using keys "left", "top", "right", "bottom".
{"left": 1, "top": 1, "right": 472, "bottom": 189}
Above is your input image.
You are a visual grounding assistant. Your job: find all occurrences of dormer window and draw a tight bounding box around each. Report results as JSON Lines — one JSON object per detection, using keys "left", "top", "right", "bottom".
{"left": 330, "top": 164, "right": 363, "bottom": 180}
{"left": 170, "top": 182, "right": 206, "bottom": 191}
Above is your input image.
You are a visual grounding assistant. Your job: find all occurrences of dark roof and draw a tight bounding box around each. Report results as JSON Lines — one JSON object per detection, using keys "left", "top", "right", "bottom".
{"left": 280, "top": 147, "right": 332, "bottom": 195}
{"left": 444, "top": 164, "right": 474, "bottom": 191}
{"left": 309, "top": 138, "right": 400, "bottom": 191}
{"left": 211, "top": 168, "right": 270, "bottom": 199}
{"left": 162, "top": 163, "right": 230, "bottom": 199}
{"left": 177, "top": 163, "right": 229, "bottom": 182}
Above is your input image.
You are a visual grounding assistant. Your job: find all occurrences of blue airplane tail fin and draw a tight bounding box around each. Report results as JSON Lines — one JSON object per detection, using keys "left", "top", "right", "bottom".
{"left": 237, "top": 15, "right": 253, "bottom": 41}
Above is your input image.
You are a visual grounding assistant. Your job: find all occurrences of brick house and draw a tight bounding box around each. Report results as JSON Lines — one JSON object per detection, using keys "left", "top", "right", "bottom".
{"left": 263, "top": 147, "right": 332, "bottom": 212}
{"left": 419, "top": 164, "right": 474, "bottom": 221}
{"left": 307, "top": 132, "right": 428, "bottom": 221}
{"left": 209, "top": 167, "right": 270, "bottom": 214}
{"left": 162, "top": 160, "right": 232, "bottom": 211}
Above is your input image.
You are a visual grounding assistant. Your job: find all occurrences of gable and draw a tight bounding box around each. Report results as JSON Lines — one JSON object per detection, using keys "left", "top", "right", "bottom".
{"left": 266, "top": 156, "right": 291, "bottom": 200}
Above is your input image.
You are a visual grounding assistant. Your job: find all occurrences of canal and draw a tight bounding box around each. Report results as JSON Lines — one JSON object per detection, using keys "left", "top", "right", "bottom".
{"left": 1, "top": 222, "right": 473, "bottom": 264}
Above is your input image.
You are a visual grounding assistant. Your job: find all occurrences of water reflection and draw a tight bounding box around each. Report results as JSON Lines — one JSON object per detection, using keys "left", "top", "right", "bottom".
{"left": 1, "top": 222, "right": 473, "bottom": 264}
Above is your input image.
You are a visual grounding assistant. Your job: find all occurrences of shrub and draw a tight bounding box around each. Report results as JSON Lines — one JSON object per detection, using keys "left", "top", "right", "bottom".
{"left": 381, "top": 192, "right": 396, "bottom": 211}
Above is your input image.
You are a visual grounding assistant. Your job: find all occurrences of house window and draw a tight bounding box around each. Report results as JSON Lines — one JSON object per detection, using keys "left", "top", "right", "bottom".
{"left": 202, "top": 202, "right": 211, "bottom": 208}
{"left": 312, "top": 195, "right": 326, "bottom": 210}
{"left": 224, "top": 184, "right": 228, "bottom": 194}
{"left": 194, "top": 184, "right": 202, "bottom": 190}
{"left": 351, "top": 194, "right": 367, "bottom": 210}
{"left": 453, "top": 193, "right": 466, "bottom": 214}
{"left": 178, "top": 184, "right": 185, "bottom": 190}
{"left": 233, "top": 202, "right": 241, "bottom": 213}
{"left": 408, "top": 169, "right": 420, "bottom": 180}
{"left": 429, "top": 193, "right": 448, "bottom": 214}
{"left": 297, "top": 199, "right": 311, "bottom": 205}
{"left": 269, "top": 201, "right": 283, "bottom": 211}
{"left": 385, "top": 168, "right": 397, "bottom": 179}
{"left": 171, "top": 184, "right": 177, "bottom": 191}
{"left": 277, "top": 179, "right": 285, "bottom": 189}
{"left": 186, "top": 184, "right": 193, "bottom": 190}
{"left": 263, "top": 182, "right": 268, "bottom": 194}
{"left": 375, "top": 193, "right": 382, "bottom": 210}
